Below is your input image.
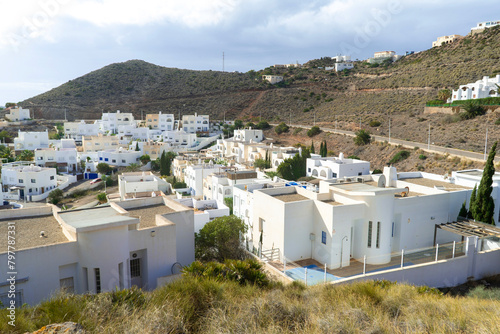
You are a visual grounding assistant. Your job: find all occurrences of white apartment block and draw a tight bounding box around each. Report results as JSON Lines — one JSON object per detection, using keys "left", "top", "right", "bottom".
{"left": 450, "top": 75, "right": 500, "bottom": 102}
{"left": 118, "top": 172, "right": 170, "bottom": 200}
{"left": 14, "top": 131, "right": 49, "bottom": 151}
{"left": 471, "top": 20, "right": 500, "bottom": 34}
{"left": 184, "top": 163, "right": 225, "bottom": 197}
{"left": 146, "top": 112, "right": 175, "bottom": 131}
{"left": 248, "top": 166, "right": 500, "bottom": 270}
{"left": 262, "top": 75, "right": 284, "bottom": 84}
{"left": 97, "top": 149, "right": 142, "bottom": 167}
{"left": 6, "top": 107, "right": 30, "bottom": 121}
{"left": 0, "top": 196, "right": 195, "bottom": 306}
{"left": 306, "top": 153, "right": 370, "bottom": 180}
{"left": 99, "top": 110, "right": 136, "bottom": 134}
{"left": 432, "top": 34, "right": 461, "bottom": 47}
{"left": 1, "top": 162, "right": 57, "bottom": 201}
{"left": 118, "top": 125, "right": 162, "bottom": 142}
{"left": 326, "top": 63, "right": 354, "bottom": 72}
{"left": 233, "top": 129, "right": 264, "bottom": 143}
{"left": 203, "top": 169, "right": 258, "bottom": 202}
{"left": 130, "top": 141, "right": 170, "bottom": 160}
{"left": 163, "top": 130, "right": 197, "bottom": 148}
{"left": 182, "top": 114, "right": 209, "bottom": 133}
{"left": 271, "top": 147, "right": 302, "bottom": 168}
{"left": 35, "top": 148, "right": 78, "bottom": 173}
{"left": 368, "top": 51, "right": 402, "bottom": 64}
{"left": 82, "top": 134, "right": 123, "bottom": 153}
{"left": 64, "top": 121, "right": 100, "bottom": 141}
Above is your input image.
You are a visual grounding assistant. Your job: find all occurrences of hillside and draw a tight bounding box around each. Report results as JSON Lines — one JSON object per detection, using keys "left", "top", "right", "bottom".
{"left": 3, "top": 275, "right": 500, "bottom": 334}
{"left": 20, "top": 26, "right": 500, "bottom": 153}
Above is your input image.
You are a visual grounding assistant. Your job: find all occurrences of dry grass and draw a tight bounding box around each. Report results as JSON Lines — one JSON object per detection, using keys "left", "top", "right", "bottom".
{"left": 2, "top": 277, "right": 500, "bottom": 334}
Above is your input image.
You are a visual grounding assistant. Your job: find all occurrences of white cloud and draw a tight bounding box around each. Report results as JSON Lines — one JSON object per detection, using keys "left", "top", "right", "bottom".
{"left": 67, "top": 0, "right": 239, "bottom": 28}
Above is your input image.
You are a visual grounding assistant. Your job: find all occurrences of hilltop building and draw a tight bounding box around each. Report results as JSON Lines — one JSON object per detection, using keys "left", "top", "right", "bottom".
{"left": 262, "top": 75, "right": 284, "bottom": 84}
{"left": 432, "top": 35, "right": 461, "bottom": 47}
{"left": 449, "top": 75, "right": 500, "bottom": 102}
{"left": 5, "top": 107, "right": 30, "bottom": 121}
{"left": 471, "top": 20, "right": 500, "bottom": 34}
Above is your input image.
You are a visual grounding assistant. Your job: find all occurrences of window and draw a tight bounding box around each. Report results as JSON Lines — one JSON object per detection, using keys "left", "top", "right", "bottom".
{"left": 95, "top": 268, "right": 101, "bottom": 293}
{"left": 376, "top": 222, "right": 381, "bottom": 248}
{"left": 18, "top": 179, "right": 23, "bottom": 183}
{"left": 130, "top": 258, "right": 141, "bottom": 278}
{"left": 321, "top": 231, "right": 326, "bottom": 244}
{"left": 122, "top": 160, "right": 126, "bottom": 163}
{"left": 60, "top": 277, "right": 74, "bottom": 293}
{"left": 332, "top": 172, "right": 337, "bottom": 178}
{"left": 112, "top": 159, "right": 116, "bottom": 163}
{"left": 31, "top": 179, "right": 36, "bottom": 183}
{"left": 105, "top": 158, "right": 108, "bottom": 162}
{"left": 0, "top": 291, "right": 23, "bottom": 308}
{"left": 259, "top": 218, "right": 265, "bottom": 232}
{"left": 367, "top": 221, "right": 372, "bottom": 248}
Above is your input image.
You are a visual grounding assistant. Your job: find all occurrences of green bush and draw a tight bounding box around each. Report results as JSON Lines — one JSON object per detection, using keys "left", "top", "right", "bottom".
{"left": 389, "top": 150, "right": 411, "bottom": 164}
{"left": 348, "top": 155, "right": 360, "bottom": 160}
{"left": 275, "top": 122, "right": 289, "bottom": 135}
{"left": 173, "top": 181, "right": 187, "bottom": 189}
{"left": 354, "top": 129, "right": 371, "bottom": 145}
{"left": 372, "top": 169, "right": 383, "bottom": 174}
{"left": 419, "top": 154, "right": 427, "bottom": 160}
{"left": 97, "top": 193, "right": 107, "bottom": 203}
{"left": 307, "top": 126, "right": 321, "bottom": 137}
{"left": 48, "top": 189, "right": 63, "bottom": 205}
{"left": 369, "top": 120, "right": 381, "bottom": 127}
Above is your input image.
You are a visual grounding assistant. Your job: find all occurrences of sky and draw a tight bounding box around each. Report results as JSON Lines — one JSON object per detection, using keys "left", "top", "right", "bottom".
{"left": 0, "top": 0, "right": 499, "bottom": 106}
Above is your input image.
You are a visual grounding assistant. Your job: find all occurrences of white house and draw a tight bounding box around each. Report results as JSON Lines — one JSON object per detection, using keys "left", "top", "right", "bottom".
{"left": 271, "top": 147, "right": 302, "bottom": 168}
{"left": 1, "top": 162, "right": 57, "bottom": 201}
{"left": 118, "top": 172, "right": 170, "bottom": 200}
{"left": 99, "top": 110, "right": 136, "bottom": 134}
{"left": 368, "top": 51, "right": 402, "bottom": 64}
{"left": 34, "top": 148, "right": 79, "bottom": 173}
{"left": 449, "top": 75, "right": 500, "bottom": 103}
{"left": 173, "top": 197, "right": 229, "bottom": 232}
{"left": 0, "top": 196, "right": 195, "bottom": 306}
{"left": 332, "top": 55, "right": 351, "bottom": 62}
{"left": 262, "top": 75, "right": 284, "bottom": 84}
{"left": 471, "top": 20, "right": 500, "bottom": 34}
{"left": 146, "top": 112, "right": 175, "bottom": 131}
{"left": 184, "top": 163, "right": 225, "bottom": 197}
{"left": 64, "top": 121, "right": 100, "bottom": 141}
{"left": 233, "top": 129, "right": 264, "bottom": 143}
{"left": 82, "top": 134, "right": 123, "bottom": 153}
{"left": 326, "top": 63, "right": 354, "bottom": 72}
{"left": 182, "top": 114, "right": 209, "bottom": 133}
{"left": 162, "top": 130, "right": 197, "bottom": 148}
{"left": 203, "top": 169, "right": 258, "bottom": 202}
{"left": 14, "top": 131, "right": 49, "bottom": 151}
{"left": 306, "top": 153, "right": 370, "bottom": 180}
{"left": 118, "top": 125, "right": 162, "bottom": 142}
{"left": 5, "top": 107, "right": 30, "bottom": 121}
{"left": 248, "top": 166, "right": 500, "bottom": 270}
{"left": 97, "top": 149, "right": 142, "bottom": 167}
{"left": 432, "top": 35, "right": 461, "bottom": 47}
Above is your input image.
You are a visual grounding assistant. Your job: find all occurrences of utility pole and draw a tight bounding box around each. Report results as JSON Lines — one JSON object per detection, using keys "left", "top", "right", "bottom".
{"left": 389, "top": 117, "right": 391, "bottom": 143}
{"left": 314, "top": 110, "right": 316, "bottom": 126}
{"left": 335, "top": 115, "right": 338, "bottom": 132}
{"left": 289, "top": 112, "right": 291, "bottom": 126}
{"left": 428, "top": 123, "right": 431, "bottom": 150}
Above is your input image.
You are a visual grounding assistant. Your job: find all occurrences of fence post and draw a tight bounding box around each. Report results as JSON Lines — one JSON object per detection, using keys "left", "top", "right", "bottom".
{"left": 283, "top": 258, "right": 286, "bottom": 273}
{"left": 401, "top": 249, "right": 404, "bottom": 268}
{"left": 452, "top": 241, "right": 456, "bottom": 259}
{"left": 324, "top": 264, "right": 327, "bottom": 283}
{"left": 305, "top": 267, "right": 308, "bottom": 286}
{"left": 435, "top": 244, "right": 439, "bottom": 262}
{"left": 363, "top": 255, "right": 366, "bottom": 275}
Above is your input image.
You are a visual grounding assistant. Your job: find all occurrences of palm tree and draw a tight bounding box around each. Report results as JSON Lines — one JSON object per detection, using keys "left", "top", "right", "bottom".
{"left": 0, "top": 145, "right": 13, "bottom": 161}
{"left": 17, "top": 150, "right": 34, "bottom": 161}
{"left": 437, "top": 89, "right": 451, "bottom": 103}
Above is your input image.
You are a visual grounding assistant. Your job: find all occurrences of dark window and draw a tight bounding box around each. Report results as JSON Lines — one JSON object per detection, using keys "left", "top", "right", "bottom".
{"left": 130, "top": 259, "right": 141, "bottom": 278}
{"left": 367, "top": 221, "right": 372, "bottom": 248}
{"left": 376, "top": 222, "right": 381, "bottom": 248}
{"left": 321, "top": 231, "right": 327, "bottom": 244}
{"left": 95, "top": 268, "right": 101, "bottom": 293}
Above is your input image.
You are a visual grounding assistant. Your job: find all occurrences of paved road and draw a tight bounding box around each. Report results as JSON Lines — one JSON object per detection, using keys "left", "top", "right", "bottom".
{"left": 272, "top": 123, "right": 496, "bottom": 163}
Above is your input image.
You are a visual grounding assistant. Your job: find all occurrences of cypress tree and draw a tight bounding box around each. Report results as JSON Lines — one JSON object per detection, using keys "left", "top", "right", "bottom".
{"left": 458, "top": 201, "right": 468, "bottom": 220}
{"left": 469, "top": 184, "right": 477, "bottom": 219}
{"left": 474, "top": 141, "right": 497, "bottom": 224}
{"left": 310, "top": 141, "right": 315, "bottom": 154}
{"left": 322, "top": 140, "right": 328, "bottom": 157}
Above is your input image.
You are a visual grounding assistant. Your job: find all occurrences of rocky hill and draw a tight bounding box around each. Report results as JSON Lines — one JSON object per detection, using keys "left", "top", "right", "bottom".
{"left": 19, "top": 26, "right": 500, "bottom": 153}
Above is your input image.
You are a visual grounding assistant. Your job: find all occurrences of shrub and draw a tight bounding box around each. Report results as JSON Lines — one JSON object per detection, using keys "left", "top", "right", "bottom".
{"left": 369, "top": 120, "right": 381, "bottom": 127}
{"left": 372, "top": 169, "right": 383, "bottom": 174}
{"left": 460, "top": 100, "right": 486, "bottom": 120}
{"left": 419, "top": 154, "right": 427, "bottom": 160}
{"left": 307, "top": 126, "right": 321, "bottom": 137}
{"left": 48, "top": 189, "right": 63, "bottom": 205}
{"left": 97, "top": 193, "right": 107, "bottom": 203}
{"left": 173, "top": 181, "right": 187, "bottom": 189}
{"left": 348, "top": 155, "right": 360, "bottom": 160}
{"left": 275, "top": 122, "right": 289, "bottom": 134}
{"left": 389, "top": 150, "right": 410, "bottom": 164}
{"left": 354, "top": 129, "right": 371, "bottom": 145}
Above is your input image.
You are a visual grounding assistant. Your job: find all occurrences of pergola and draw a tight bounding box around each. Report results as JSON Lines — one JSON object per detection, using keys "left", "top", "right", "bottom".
{"left": 434, "top": 218, "right": 500, "bottom": 246}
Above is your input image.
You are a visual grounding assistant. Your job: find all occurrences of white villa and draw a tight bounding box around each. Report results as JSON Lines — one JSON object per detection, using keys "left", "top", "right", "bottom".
{"left": 326, "top": 63, "right": 354, "bottom": 72}
{"left": 173, "top": 197, "right": 229, "bottom": 232}
{"left": 432, "top": 34, "right": 461, "bottom": 47}
{"left": 183, "top": 163, "right": 226, "bottom": 197}
{"left": 203, "top": 169, "right": 258, "bottom": 202}
{"left": 97, "top": 149, "right": 141, "bottom": 167}
{"left": 471, "top": 20, "right": 500, "bottom": 34}
{"left": 64, "top": 121, "right": 100, "bottom": 141}
{"left": 0, "top": 196, "right": 195, "bottom": 306}
{"left": 245, "top": 167, "right": 500, "bottom": 270}
{"left": 99, "top": 110, "right": 136, "bottom": 134}
{"left": 14, "top": 131, "right": 49, "bottom": 152}
{"left": 34, "top": 148, "right": 78, "bottom": 173}
{"left": 1, "top": 162, "right": 58, "bottom": 201}
{"left": 5, "top": 107, "right": 30, "bottom": 121}
{"left": 146, "top": 112, "right": 175, "bottom": 131}
{"left": 82, "top": 134, "right": 123, "bottom": 153}
{"left": 182, "top": 114, "right": 209, "bottom": 133}
{"left": 262, "top": 75, "right": 284, "bottom": 84}
{"left": 306, "top": 153, "right": 370, "bottom": 180}
{"left": 449, "top": 75, "right": 500, "bottom": 103}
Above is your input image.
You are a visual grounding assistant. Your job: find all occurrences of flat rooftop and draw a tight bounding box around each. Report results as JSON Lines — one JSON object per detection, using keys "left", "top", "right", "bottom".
{"left": 59, "top": 206, "right": 138, "bottom": 232}
{"left": 272, "top": 193, "right": 309, "bottom": 203}
{"left": 125, "top": 204, "right": 176, "bottom": 229}
{"left": 0, "top": 214, "right": 69, "bottom": 253}
{"left": 401, "top": 178, "right": 471, "bottom": 191}
{"left": 320, "top": 200, "right": 343, "bottom": 206}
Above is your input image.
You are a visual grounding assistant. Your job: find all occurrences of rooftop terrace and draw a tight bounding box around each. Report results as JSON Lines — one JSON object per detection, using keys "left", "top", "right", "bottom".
{"left": 272, "top": 193, "right": 309, "bottom": 203}
{"left": 0, "top": 214, "right": 69, "bottom": 253}
{"left": 125, "top": 204, "right": 176, "bottom": 229}
{"left": 401, "top": 177, "right": 471, "bottom": 191}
